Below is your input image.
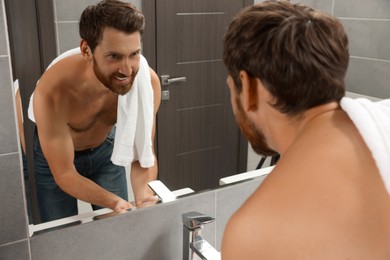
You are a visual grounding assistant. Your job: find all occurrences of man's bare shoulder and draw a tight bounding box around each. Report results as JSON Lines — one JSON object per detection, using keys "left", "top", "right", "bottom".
{"left": 222, "top": 110, "right": 390, "bottom": 258}
{"left": 149, "top": 67, "right": 161, "bottom": 114}
{"left": 149, "top": 68, "right": 161, "bottom": 95}
{"left": 37, "top": 54, "right": 88, "bottom": 95}
{"left": 33, "top": 54, "right": 91, "bottom": 122}
{"left": 222, "top": 155, "right": 390, "bottom": 259}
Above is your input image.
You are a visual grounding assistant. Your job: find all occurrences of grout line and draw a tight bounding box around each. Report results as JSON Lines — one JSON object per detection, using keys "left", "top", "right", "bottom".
{"left": 0, "top": 152, "right": 19, "bottom": 157}
{"left": 215, "top": 189, "right": 218, "bottom": 248}
{"left": 0, "top": 238, "right": 29, "bottom": 247}
{"left": 28, "top": 238, "right": 32, "bottom": 260}
{"left": 338, "top": 17, "right": 390, "bottom": 22}
{"left": 331, "top": 0, "right": 335, "bottom": 15}
{"left": 53, "top": 1, "right": 60, "bottom": 55}
{"left": 350, "top": 56, "right": 390, "bottom": 63}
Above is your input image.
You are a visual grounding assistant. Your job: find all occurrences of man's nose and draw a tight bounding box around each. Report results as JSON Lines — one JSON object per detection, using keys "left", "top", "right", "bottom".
{"left": 119, "top": 59, "right": 132, "bottom": 76}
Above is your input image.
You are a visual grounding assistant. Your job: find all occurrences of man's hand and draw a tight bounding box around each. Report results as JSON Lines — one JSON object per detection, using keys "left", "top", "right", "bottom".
{"left": 113, "top": 199, "right": 132, "bottom": 213}
{"left": 136, "top": 195, "right": 159, "bottom": 208}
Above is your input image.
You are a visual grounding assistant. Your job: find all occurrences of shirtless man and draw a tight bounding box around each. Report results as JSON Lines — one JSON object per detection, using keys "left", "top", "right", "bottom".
{"left": 31, "top": 0, "right": 161, "bottom": 222}
{"left": 221, "top": 1, "right": 390, "bottom": 259}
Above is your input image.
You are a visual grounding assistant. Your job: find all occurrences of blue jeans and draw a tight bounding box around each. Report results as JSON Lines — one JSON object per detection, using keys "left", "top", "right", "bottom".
{"left": 33, "top": 126, "right": 128, "bottom": 222}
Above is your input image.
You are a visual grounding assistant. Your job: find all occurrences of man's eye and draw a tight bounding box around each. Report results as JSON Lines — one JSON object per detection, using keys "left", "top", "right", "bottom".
{"left": 108, "top": 54, "right": 119, "bottom": 59}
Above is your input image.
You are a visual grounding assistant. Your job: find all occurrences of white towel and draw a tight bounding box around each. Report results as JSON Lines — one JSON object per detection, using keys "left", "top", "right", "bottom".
{"left": 111, "top": 55, "right": 155, "bottom": 167}
{"left": 28, "top": 47, "right": 155, "bottom": 168}
{"left": 340, "top": 97, "right": 390, "bottom": 194}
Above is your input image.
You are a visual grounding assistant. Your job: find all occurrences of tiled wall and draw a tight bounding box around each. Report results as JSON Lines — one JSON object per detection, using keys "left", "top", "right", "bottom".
{"left": 53, "top": 0, "right": 141, "bottom": 53}
{"left": 253, "top": 0, "right": 390, "bottom": 99}
{"left": 0, "top": 0, "right": 31, "bottom": 258}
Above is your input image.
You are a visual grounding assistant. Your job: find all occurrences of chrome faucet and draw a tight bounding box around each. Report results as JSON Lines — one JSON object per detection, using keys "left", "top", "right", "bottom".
{"left": 182, "top": 211, "right": 221, "bottom": 260}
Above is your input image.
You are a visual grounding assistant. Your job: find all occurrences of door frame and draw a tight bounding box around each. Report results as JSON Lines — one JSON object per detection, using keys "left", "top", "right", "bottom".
{"left": 142, "top": 0, "right": 253, "bottom": 174}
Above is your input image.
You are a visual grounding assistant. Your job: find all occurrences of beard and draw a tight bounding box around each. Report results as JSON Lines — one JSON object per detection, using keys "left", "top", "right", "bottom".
{"left": 93, "top": 56, "right": 137, "bottom": 95}
{"left": 234, "top": 96, "right": 277, "bottom": 157}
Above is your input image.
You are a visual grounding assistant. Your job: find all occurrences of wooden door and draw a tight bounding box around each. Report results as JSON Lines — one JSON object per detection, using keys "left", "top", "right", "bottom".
{"left": 154, "top": 0, "right": 250, "bottom": 191}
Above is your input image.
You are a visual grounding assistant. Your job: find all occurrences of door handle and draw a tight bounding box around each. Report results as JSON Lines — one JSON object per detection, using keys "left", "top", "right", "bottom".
{"left": 161, "top": 75, "right": 187, "bottom": 86}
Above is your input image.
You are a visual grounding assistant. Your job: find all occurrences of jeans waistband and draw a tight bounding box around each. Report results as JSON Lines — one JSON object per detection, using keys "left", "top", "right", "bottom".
{"left": 34, "top": 123, "right": 116, "bottom": 155}
{"left": 74, "top": 146, "right": 100, "bottom": 155}
{"left": 74, "top": 127, "right": 116, "bottom": 154}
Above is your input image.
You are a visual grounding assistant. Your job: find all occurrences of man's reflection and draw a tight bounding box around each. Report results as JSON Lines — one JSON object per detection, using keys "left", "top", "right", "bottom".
{"left": 23, "top": 0, "right": 161, "bottom": 222}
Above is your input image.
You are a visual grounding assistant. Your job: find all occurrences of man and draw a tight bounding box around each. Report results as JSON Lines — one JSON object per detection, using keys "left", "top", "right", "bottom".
{"left": 222, "top": 1, "right": 390, "bottom": 259}
{"left": 31, "top": 0, "right": 161, "bottom": 222}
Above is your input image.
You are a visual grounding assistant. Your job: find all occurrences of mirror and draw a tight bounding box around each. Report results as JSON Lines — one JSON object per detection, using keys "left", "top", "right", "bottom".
{"left": 5, "top": 0, "right": 253, "bottom": 229}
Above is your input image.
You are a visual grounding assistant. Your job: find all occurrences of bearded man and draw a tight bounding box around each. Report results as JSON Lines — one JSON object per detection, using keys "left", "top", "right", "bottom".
{"left": 29, "top": 0, "right": 160, "bottom": 222}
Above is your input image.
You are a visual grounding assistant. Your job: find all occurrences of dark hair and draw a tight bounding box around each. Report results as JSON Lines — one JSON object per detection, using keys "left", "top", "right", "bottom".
{"left": 79, "top": 0, "right": 145, "bottom": 52}
{"left": 223, "top": 0, "right": 349, "bottom": 115}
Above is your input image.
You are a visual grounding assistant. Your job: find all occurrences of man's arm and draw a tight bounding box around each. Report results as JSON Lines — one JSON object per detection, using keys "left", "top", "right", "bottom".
{"left": 221, "top": 211, "right": 253, "bottom": 260}
{"left": 33, "top": 77, "right": 131, "bottom": 212}
{"left": 131, "top": 67, "right": 161, "bottom": 206}
{"left": 15, "top": 89, "right": 26, "bottom": 154}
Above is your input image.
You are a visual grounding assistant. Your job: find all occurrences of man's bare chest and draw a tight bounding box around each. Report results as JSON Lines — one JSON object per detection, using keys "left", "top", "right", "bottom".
{"left": 68, "top": 95, "right": 118, "bottom": 132}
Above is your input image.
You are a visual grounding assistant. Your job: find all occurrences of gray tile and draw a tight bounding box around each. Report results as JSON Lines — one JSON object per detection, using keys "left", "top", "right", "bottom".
{"left": 292, "top": 0, "right": 333, "bottom": 14}
{"left": 345, "top": 57, "right": 390, "bottom": 99}
{"left": 215, "top": 176, "right": 267, "bottom": 250}
{"left": 55, "top": 0, "right": 100, "bottom": 21}
{"left": 254, "top": 0, "right": 333, "bottom": 14}
{"left": 132, "top": 0, "right": 142, "bottom": 10}
{"left": 0, "top": 153, "right": 28, "bottom": 245}
{"left": 0, "top": 2, "right": 9, "bottom": 56}
{"left": 334, "top": 0, "right": 390, "bottom": 19}
{"left": 31, "top": 191, "right": 216, "bottom": 260}
{"left": 247, "top": 145, "right": 262, "bottom": 170}
{"left": 0, "top": 57, "right": 19, "bottom": 154}
{"left": 342, "top": 19, "right": 390, "bottom": 60}
{"left": 54, "top": 0, "right": 142, "bottom": 21}
{"left": 55, "top": 0, "right": 143, "bottom": 53}
{"left": 56, "top": 22, "right": 80, "bottom": 54}
{"left": 0, "top": 240, "right": 30, "bottom": 260}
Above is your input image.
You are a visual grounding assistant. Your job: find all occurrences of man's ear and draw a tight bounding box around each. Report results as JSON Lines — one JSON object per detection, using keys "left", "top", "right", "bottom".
{"left": 239, "top": 70, "right": 258, "bottom": 112}
{"left": 80, "top": 40, "right": 91, "bottom": 60}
